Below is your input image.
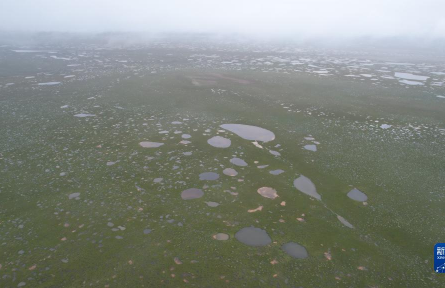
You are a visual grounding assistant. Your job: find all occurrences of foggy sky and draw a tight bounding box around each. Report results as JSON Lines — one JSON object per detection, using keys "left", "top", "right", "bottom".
{"left": 1, "top": 0, "right": 444, "bottom": 39}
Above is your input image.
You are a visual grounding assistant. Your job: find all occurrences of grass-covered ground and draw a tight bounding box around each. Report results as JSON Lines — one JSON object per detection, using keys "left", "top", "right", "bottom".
{"left": 1, "top": 44, "right": 444, "bottom": 287}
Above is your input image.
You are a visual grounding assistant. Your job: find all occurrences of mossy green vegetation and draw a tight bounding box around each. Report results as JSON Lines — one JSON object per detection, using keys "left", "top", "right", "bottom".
{"left": 0, "top": 44, "right": 444, "bottom": 287}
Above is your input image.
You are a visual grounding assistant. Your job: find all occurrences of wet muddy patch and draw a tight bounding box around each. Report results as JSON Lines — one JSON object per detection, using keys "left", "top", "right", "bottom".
{"left": 337, "top": 215, "right": 354, "bottom": 228}
{"left": 199, "top": 172, "right": 219, "bottom": 181}
{"left": 304, "top": 144, "right": 317, "bottom": 152}
{"left": 257, "top": 187, "right": 279, "bottom": 199}
{"left": 347, "top": 188, "right": 368, "bottom": 202}
{"left": 205, "top": 201, "right": 220, "bottom": 207}
{"left": 269, "top": 169, "right": 284, "bottom": 175}
{"left": 235, "top": 227, "right": 272, "bottom": 246}
{"left": 220, "top": 124, "right": 275, "bottom": 142}
{"left": 181, "top": 188, "right": 204, "bottom": 200}
{"left": 213, "top": 233, "right": 229, "bottom": 240}
{"left": 74, "top": 113, "right": 95, "bottom": 118}
{"left": 68, "top": 193, "right": 80, "bottom": 200}
{"left": 139, "top": 141, "right": 164, "bottom": 148}
{"left": 294, "top": 175, "right": 321, "bottom": 200}
{"left": 230, "top": 158, "right": 247, "bottom": 166}
{"left": 207, "top": 136, "right": 231, "bottom": 148}
{"left": 282, "top": 242, "right": 308, "bottom": 259}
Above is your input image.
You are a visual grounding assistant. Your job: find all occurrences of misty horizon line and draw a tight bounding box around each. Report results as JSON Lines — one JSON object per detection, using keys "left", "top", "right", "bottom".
{"left": 2, "top": 30, "right": 445, "bottom": 39}
{"left": 1, "top": 31, "right": 445, "bottom": 52}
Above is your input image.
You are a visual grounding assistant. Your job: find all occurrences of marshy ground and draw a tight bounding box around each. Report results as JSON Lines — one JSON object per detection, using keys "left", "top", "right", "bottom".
{"left": 1, "top": 39, "right": 444, "bottom": 287}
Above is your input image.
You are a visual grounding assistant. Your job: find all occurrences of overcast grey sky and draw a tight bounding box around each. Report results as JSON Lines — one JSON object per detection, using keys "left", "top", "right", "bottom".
{"left": 0, "top": 0, "right": 444, "bottom": 39}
